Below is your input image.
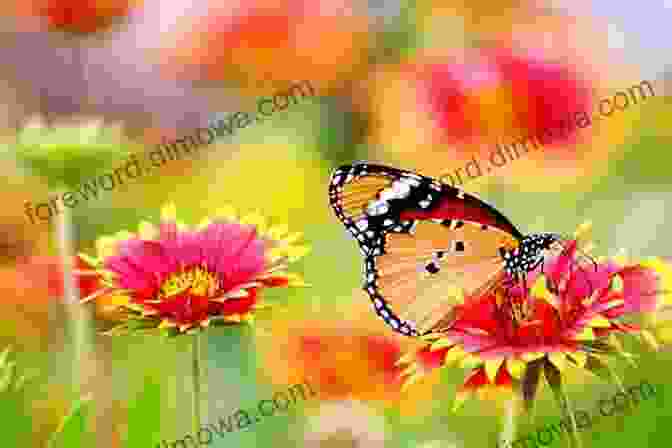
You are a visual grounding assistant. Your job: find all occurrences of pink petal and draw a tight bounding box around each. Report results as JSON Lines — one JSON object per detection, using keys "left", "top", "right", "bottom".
{"left": 104, "top": 254, "right": 157, "bottom": 291}
{"left": 618, "top": 265, "right": 661, "bottom": 313}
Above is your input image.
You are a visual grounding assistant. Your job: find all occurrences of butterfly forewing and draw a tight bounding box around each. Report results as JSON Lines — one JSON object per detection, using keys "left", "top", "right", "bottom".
{"left": 329, "top": 163, "right": 525, "bottom": 336}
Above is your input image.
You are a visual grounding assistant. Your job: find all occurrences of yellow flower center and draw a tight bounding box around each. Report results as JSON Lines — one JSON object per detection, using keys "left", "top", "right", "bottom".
{"left": 496, "top": 289, "right": 535, "bottom": 326}
{"left": 159, "top": 266, "right": 221, "bottom": 298}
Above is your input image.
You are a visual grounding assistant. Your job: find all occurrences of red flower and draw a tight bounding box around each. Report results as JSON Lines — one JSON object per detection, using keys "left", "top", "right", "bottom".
{"left": 13, "top": 0, "right": 140, "bottom": 34}
{"left": 76, "top": 203, "right": 308, "bottom": 335}
{"left": 419, "top": 47, "right": 593, "bottom": 151}
{"left": 400, "top": 225, "right": 666, "bottom": 410}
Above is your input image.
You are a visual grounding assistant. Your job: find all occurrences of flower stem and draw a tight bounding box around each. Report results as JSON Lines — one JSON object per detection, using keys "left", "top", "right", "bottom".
{"left": 499, "top": 396, "right": 518, "bottom": 448}
{"left": 555, "top": 385, "right": 583, "bottom": 448}
{"left": 55, "top": 195, "right": 85, "bottom": 391}
{"left": 191, "top": 331, "right": 203, "bottom": 436}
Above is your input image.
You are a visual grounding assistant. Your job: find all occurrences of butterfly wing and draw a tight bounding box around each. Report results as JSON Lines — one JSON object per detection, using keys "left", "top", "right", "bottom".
{"left": 329, "top": 162, "right": 525, "bottom": 336}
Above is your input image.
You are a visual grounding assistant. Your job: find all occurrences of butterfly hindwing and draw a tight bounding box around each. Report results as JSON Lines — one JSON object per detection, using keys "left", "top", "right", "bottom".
{"left": 329, "top": 163, "right": 525, "bottom": 336}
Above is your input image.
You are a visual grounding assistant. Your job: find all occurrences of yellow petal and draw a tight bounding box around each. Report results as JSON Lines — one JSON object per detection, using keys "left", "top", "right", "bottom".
{"left": 421, "top": 332, "right": 442, "bottom": 341}
{"left": 430, "top": 338, "right": 453, "bottom": 352}
{"left": 531, "top": 275, "right": 553, "bottom": 302}
{"left": 240, "top": 213, "right": 267, "bottom": 233}
{"left": 267, "top": 224, "right": 289, "bottom": 240}
{"left": 125, "top": 303, "right": 145, "bottom": 313}
{"left": 573, "top": 221, "right": 593, "bottom": 243}
{"left": 574, "top": 327, "right": 595, "bottom": 341}
{"left": 452, "top": 391, "right": 470, "bottom": 412}
{"left": 225, "top": 314, "right": 242, "bottom": 323}
{"left": 506, "top": 359, "right": 526, "bottom": 379}
{"left": 568, "top": 352, "right": 587, "bottom": 368}
{"left": 640, "top": 330, "right": 659, "bottom": 351}
{"left": 401, "top": 372, "right": 424, "bottom": 392}
{"left": 77, "top": 252, "right": 101, "bottom": 268}
{"left": 114, "top": 230, "right": 135, "bottom": 242}
{"left": 267, "top": 246, "right": 287, "bottom": 261}
{"left": 484, "top": 359, "right": 504, "bottom": 382}
{"left": 612, "top": 249, "right": 629, "bottom": 267}
{"left": 158, "top": 320, "right": 176, "bottom": 329}
{"left": 395, "top": 352, "right": 416, "bottom": 366}
{"left": 287, "top": 245, "right": 311, "bottom": 261}
{"left": 138, "top": 221, "right": 159, "bottom": 240}
{"left": 215, "top": 205, "right": 238, "bottom": 221}
{"left": 252, "top": 303, "right": 271, "bottom": 311}
{"left": 161, "top": 203, "right": 177, "bottom": 221}
{"left": 283, "top": 232, "right": 304, "bottom": 244}
{"left": 197, "top": 218, "right": 212, "bottom": 230}
{"left": 521, "top": 352, "right": 545, "bottom": 362}
{"left": 589, "top": 316, "right": 612, "bottom": 328}
{"left": 401, "top": 364, "right": 418, "bottom": 377}
{"left": 548, "top": 352, "right": 567, "bottom": 371}
{"left": 286, "top": 273, "right": 309, "bottom": 287}
{"left": 96, "top": 236, "right": 118, "bottom": 259}
{"left": 444, "top": 346, "right": 467, "bottom": 365}
{"left": 459, "top": 354, "right": 481, "bottom": 369}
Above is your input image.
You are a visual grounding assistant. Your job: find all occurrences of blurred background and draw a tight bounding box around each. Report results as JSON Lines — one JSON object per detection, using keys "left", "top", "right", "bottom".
{"left": 0, "top": 0, "right": 671, "bottom": 447}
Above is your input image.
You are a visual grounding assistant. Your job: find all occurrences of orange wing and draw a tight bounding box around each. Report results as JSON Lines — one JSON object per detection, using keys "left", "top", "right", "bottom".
{"left": 329, "top": 163, "right": 524, "bottom": 336}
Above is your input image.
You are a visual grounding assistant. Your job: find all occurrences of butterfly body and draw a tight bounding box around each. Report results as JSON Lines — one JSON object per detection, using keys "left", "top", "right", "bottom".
{"left": 329, "top": 162, "right": 563, "bottom": 337}
{"left": 500, "top": 233, "right": 562, "bottom": 281}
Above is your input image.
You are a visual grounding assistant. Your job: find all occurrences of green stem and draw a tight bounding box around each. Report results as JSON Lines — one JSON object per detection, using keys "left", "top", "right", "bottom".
{"left": 55, "top": 196, "right": 85, "bottom": 391}
{"left": 556, "top": 384, "right": 583, "bottom": 448}
{"left": 499, "top": 396, "right": 518, "bottom": 448}
{"left": 191, "top": 332, "right": 202, "bottom": 436}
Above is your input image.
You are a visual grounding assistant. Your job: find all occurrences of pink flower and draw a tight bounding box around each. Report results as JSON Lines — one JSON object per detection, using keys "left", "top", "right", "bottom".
{"left": 400, "top": 224, "right": 665, "bottom": 410}
{"left": 77, "top": 203, "right": 308, "bottom": 335}
{"left": 419, "top": 47, "right": 593, "bottom": 151}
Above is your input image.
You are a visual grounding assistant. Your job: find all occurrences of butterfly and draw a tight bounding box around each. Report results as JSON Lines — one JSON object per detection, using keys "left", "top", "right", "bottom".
{"left": 328, "top": 162, "right": 569, "bottom": 337}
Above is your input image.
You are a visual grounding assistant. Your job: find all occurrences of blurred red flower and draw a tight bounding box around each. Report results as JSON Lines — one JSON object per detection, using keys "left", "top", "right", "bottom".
{"left": 417, "top": 47, "right": 594, "bottom": 154}
{"left": 12, "top": 0, "right": 141, "bottom": 34}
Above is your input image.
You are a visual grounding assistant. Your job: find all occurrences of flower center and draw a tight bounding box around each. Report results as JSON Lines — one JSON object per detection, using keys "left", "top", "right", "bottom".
{"left": 496, "top": 289, "right": 535, "bottom": 326}
{"left": 159, "top": 265, "right": 221, "bottom": 299}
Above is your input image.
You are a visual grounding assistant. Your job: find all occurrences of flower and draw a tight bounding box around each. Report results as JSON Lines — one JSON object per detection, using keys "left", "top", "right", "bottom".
{"left": 76, "top": 203, "right": 308, "bottom": 335}
{"left": 259, "top": 312, "right": 406, "bottom": 402}
{"left": 413, "top": 46, "right": 594, "bottom": 167}
{"left": 160, "top": 0, "right": 371, "bottom": 95}
{"left": 12, "top": 0, "right": 141, "bottom": 34}
{"left": 398, "top": 223, "right": 666, "bottom": 411}
{"left": 303, "top": 400, "right": 387, "bottom": 448}
{"left": 6, "top": 116, "right": 137, "bottom": 189}
{"left": 256, "top": 295, "right": 441, "bottom": 414}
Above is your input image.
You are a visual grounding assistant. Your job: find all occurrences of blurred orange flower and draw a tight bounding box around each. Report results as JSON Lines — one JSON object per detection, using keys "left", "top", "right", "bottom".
{"left": 161, "top": 0, "right": 371, "bottom": 95}
{"left": 11, "top": 0, "right": 142, "bottom": 34}
{"left": 256, "top": 294, "right": 440, "bottom": 415}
